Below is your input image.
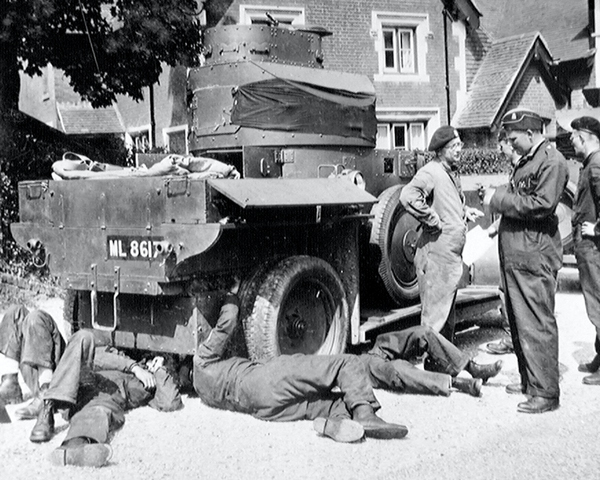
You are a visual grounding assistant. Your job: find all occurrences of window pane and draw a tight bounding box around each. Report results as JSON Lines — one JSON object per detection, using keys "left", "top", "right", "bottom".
{"left": 393, "top": 125, "right": 407, "bottom": 150}
{"left": 376, "top": 125, "right": 390, "bottom": 149}
{"left": 383, "top": 30, "right": 395, "bottom": 69}
{"left": 410, "top": 123, "right": 425, "bottom": 150}
{"left": 399, "top": 30, "right": 414, "bottom": 73}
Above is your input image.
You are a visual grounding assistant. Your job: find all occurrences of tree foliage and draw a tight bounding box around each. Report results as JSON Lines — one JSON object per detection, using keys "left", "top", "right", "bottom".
{"left": 0, "top": 0, "right": 203, "bottom": 109}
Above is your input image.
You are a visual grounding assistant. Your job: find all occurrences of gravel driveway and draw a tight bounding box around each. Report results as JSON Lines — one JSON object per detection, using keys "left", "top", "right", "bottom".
{"left": 1, "top": 292, "right": 599, "bottom": 480}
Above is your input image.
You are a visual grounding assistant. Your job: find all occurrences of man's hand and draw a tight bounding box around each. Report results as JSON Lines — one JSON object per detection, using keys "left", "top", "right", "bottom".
{"left": 582, "top": 221, "right": 598, "bottom": 237}
{"left": 131, "top": 365, "right": 156, "bottom": 391}
{"left": 465, "top": 207, "right": 485, "bottom": 222}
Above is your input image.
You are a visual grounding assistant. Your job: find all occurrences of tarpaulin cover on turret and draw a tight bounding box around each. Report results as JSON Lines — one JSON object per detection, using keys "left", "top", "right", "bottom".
{"left": 231, "top": 62, "right": 377, "bottom": 144}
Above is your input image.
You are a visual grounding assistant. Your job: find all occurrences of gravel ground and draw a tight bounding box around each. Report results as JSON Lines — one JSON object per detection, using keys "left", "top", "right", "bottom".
{"left": 1, "top": 292, "right": 600, "bottom": 480}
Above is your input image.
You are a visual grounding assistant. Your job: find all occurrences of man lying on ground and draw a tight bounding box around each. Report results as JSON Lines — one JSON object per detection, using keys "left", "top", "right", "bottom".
{"left": 192, "top": 277, "right": 407, "bottom": 443}
{"left": 30, "top": 329, "right": 183, "bottom": 468}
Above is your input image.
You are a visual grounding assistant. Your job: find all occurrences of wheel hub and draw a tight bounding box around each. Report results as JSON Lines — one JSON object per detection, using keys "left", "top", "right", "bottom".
{"left": 402, "top": 230, "right": 418, "bottom": 262}
{"left": 284, "top": 311, "right": 307, "bottom": 339}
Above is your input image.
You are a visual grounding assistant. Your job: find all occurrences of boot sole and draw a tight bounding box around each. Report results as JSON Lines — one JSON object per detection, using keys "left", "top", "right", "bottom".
{"left": 313, "top": 418, "right": 364, "bottom": 443}
{"left": 516, "top": 402, "right": 559, "bottom": 414}
{"left": 49, "top": 444, "right": 112, "bottom": 468}
{"left": 364, "top": 425, "right": 409, "bottom": 440}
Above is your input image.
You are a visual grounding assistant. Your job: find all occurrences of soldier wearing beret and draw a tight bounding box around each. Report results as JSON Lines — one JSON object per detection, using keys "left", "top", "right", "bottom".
{"left": 483, "top": 108, "right": 569, "bottom": 413}
{"left": 570, "top": 116, "right": 600, "bottom": 384}
{"left": 400, "top": 126, "right": 483, "bottom": 352}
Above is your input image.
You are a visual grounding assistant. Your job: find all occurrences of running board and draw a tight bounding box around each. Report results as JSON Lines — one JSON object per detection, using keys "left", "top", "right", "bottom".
{"left": 358, "top": 286, "right": 501, "bottom": 344}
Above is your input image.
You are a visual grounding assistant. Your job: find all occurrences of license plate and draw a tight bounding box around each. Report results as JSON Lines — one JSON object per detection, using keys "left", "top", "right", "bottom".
{"left": 107, "top": 236, "right": 165, "bottom": 260}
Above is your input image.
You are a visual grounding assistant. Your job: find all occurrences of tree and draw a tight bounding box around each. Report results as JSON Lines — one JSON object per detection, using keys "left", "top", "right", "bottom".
{"left": 0, "top": 0, "right": 203, "bottom": 111}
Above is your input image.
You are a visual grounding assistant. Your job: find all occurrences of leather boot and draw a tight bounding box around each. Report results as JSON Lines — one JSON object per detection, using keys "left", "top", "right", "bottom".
{"left": 452, "top": 377, "right": 482, "bottom": 397}
{"left": 352, "top": 404, "right": 408, "bottom": 440}
{"left": 49, "top": 437, "right": 112, "bottom": 468}
{"left": 30, "top": 399, "right": 55, "bottom": 443}
{"left": 0, "top": 373, "right": 23, "bottom": 405}
{"left": 578, "top": 354, "right": 600, "bottom": 373}
{"left": 466, "top": 360, "right": 503, "bottom": 383}
{"left": 15, "top": 383, "right": 49, "bottom": 420}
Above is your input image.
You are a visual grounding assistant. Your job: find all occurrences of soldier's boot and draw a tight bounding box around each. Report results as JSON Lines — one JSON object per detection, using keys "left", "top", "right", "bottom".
{"left": 0, "top": 373, "right": 23, "bottom": 405}
{"left": 452, "top": 377, "right": 483, "bottom": 397}
{"left": 16, "top": 383, "right": 49, "bottom": 420}
{"left": 30, "top": 399, "right": 55, "bottom": 443}
{"left": 49, "top": 437, "right": 112, "bottom": 468}
{"left": 352, "top": 404, "right": 408, "bottom": 440}
{"left": 578, "top": 354, "right": 600, "bottom": 373}
{"left": 313, "top": 417, "right": 365, "bottom": 443}
{"left": 466, "top": 360, "right": 503, "bottom": 383}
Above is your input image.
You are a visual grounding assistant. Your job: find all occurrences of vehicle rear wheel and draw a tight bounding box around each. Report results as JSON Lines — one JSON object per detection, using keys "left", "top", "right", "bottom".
{"left": 243, "top": 256, "right": 348, "bottom": 360}
{"left": 369, "top": 185, "right": 420, "bottom": 304}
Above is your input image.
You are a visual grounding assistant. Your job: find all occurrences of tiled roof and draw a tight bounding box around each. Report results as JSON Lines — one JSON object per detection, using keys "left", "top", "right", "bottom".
{"left": 57, "top": 103, "right": 124, "bottom": 134}
{"left": 476, "top": 0, "right": 591, "bottom": 62}
{"left": 455, "top": 32, "right": 545, "bottom": 129}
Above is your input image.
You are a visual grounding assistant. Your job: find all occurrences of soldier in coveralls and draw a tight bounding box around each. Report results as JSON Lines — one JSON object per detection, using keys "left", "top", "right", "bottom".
{"left": 484, "top": 108, "right": 569, "bottom": 414}
{"left": 400, "top": 126, "right": 483, "bottom": 349}
{"left": 29, "top": 329, "right": 183, "bottom": 467}
{"left": 569, "top": 116, "right": 600, "bottom": 384}
{"left": 192, "top": 278, "right": 408, "bottom": 443}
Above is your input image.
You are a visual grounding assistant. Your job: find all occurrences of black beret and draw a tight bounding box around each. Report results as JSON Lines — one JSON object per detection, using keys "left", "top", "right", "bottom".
{"left": 571, "top": 116, "right": 600, "bottom": 139}
{"left": 428, "top": 126, "right": 459, "bottom": 151}
{"left": 501, "top": 109, "right": 543, "bottom": 131}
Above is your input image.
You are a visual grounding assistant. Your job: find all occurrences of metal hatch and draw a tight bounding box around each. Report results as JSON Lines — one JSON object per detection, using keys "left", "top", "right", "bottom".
{"left": 208, "top": 178, "right": 376, "bottom": 209}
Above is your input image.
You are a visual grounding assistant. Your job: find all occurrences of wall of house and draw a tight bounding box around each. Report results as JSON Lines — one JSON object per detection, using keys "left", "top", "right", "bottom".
{"left": 505, "top": 63, "right": 559, "bottom": 120}
{"left": 18, "top": 68, "right": 57, "bottom": 129}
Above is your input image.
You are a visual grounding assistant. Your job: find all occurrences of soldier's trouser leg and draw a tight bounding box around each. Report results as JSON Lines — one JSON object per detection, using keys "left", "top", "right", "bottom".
{"left": 0, "top": 305, "right": 29, "bottom": 361}
{"left": 363, "top": 355, "right": 451, "bottom": 396}
{"left": 370, "top": 326, "right": 470, "bottom": 375}
{"left": 64, "top": 369, "right": 151, "bottom": 444}
{"left": 503, "top": 265, "right": 560, "bottom": 399}
{"left": 63, "top": 396, "right": 125, "bottom": 444}
{"left": 416, "top": 251, "right": 462, "bottom": 344}
{"left": 237, "top": 354, "right": 380, "bottom": 421}
{"left": 44, "top": 330, "right": 97, "bottom": 405}
{"left": 20, "top": 310, "right": 65, "bottom": 371}
{"left": 575, "top": 239, "right": 600, "bottom": 357}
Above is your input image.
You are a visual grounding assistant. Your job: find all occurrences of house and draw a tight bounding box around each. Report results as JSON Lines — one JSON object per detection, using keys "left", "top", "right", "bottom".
{"left": 17, "top": 0, "right": 594, "bottom": 154}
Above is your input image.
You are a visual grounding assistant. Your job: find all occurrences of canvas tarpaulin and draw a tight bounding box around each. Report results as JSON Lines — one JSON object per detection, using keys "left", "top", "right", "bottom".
{"left": 230, "top": 66, "right": 377, "bottom": 144}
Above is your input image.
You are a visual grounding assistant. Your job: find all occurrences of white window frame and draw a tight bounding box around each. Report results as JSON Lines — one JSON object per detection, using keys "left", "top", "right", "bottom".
{"left": 376, "top": 124, "right": 391, "bottom": 150}
{"left": 127, "top": 126, "right": 152, "bottom": 152}
{"left": 410, "top": 123, "right": 426, "bottom": 151}
{"left": 240, "top": 5, "right": 305, "bottom": 25}
{"left": 372, "top": 12, "right": 430, "bottom": 83}
{"left": 163, "top": 125, "right": 189, "bottom": 155}
{"left": 376, "top": 106, "right": 439, "bottom": 151}
{"left": 382, "top": 27, "right": 416, "bottom": 74}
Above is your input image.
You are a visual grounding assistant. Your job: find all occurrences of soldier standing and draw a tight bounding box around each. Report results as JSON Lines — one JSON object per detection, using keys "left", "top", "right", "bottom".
{"left": 484, "top": 109, "right": 569, "bottom": 413}
{"left": 569, "top": 116, "right": 600, "bottom": 384}
{"left": 400, "top": 126, "right": 483, "bottom": 349}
